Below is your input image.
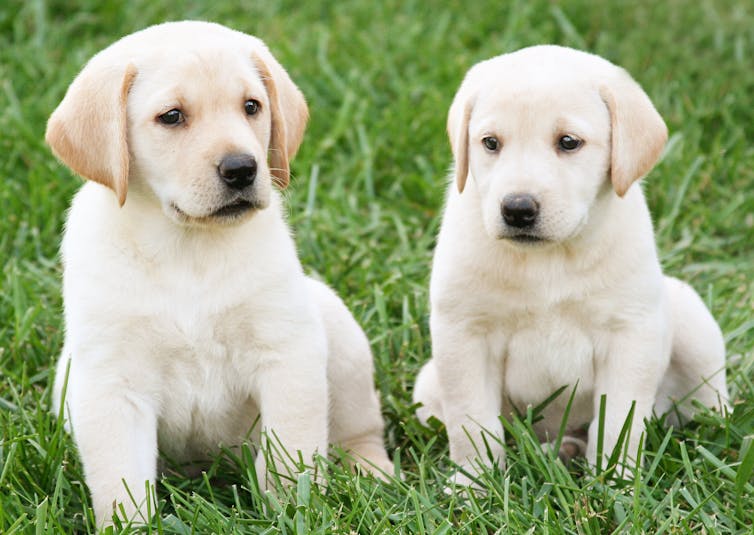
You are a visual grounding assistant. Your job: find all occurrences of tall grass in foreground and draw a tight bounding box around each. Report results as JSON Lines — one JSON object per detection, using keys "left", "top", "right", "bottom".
{"left": 1, "top": 0, "right": 753, "bottom": 532}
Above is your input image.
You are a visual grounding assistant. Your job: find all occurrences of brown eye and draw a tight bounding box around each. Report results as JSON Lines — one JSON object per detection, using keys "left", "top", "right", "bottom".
{"left": 157, "top": 109, "right": 184, "bottom": 125}
{"left": 482, "top": 136, "right": 500, "bottom": 152}
{"left": 558, "top": 134, "right": 582, "bottom": 151}
{"left": 245, "top": 99, "right": 260, "bottom": 115}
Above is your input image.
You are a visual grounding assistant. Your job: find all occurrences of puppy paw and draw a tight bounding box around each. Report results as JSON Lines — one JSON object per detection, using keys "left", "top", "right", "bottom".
{"left": 442, "top": 458, "right": 503, "bottom": 496}
{"left": 443, "top": 471, "right": 487, "bottom": 496}
{"left": 542, "top": 434, "right": 588, "bottom": 464}
{"left": 341, "top": 442, "right": 397, "bottom": 480}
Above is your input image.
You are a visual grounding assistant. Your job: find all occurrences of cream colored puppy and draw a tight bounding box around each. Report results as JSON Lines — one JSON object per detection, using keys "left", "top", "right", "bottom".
{"left": 413, "top": 45, "right": 729, "bottom": 485}
{"left": 47, "top": 21, "right": 391, "bottom": 526}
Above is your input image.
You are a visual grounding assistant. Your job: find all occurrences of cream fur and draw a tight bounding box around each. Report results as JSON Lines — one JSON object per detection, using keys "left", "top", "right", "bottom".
{"left": 414, "top": 45, "right": 729, "bottom": 485}
{"left": 48, "top": 21, "right": 390, "bottom": 526}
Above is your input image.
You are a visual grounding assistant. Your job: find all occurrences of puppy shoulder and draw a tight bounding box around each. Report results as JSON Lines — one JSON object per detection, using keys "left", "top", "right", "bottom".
{"left": 62, "top": 183, "right": 124, "bottom": 261}
{"left": 432, "top": 184, "right": 493, "bottom": 283}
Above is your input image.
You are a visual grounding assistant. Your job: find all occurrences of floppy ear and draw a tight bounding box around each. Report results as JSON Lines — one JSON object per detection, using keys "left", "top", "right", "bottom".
{"left": 46, "top": 61, "right": 137, "bottom": 206}
{"left": 251, "top": 48, "right": 309, "bottom": 189}
{"left": 448, "top": 101, "right": 473, "bottom": 193}
{"left": 447, "top": 78, "right": 475, "bottom": 193}
{"left": 599, "top": 70, "right": 668, "bottom": 197}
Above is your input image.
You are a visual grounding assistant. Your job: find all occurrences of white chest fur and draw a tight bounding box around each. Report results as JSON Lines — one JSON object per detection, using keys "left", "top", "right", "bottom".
{"left": 429, "top": 183, "right": 661, "bottom": 436}
{"left": 58, "top": 184, "right": 306, "bottom": 461}
{"left": 499, "top": 309, "right": 598, "bottom": 435}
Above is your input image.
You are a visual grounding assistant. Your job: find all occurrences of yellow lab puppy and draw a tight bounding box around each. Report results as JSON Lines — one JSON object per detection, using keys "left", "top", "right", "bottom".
{"left": 47, "top": 21, "right": 391, "bottom": 526}
{"left": 414, "top": 45, "right": 729, "bottom": 485}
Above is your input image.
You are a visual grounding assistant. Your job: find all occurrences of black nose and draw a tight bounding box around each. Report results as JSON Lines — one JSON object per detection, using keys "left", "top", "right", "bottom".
{"left": 218, "top": 154, "right": 257, "bottom": 190}
{"left": 501, "top": 193, "right": 539, "bottom": 228}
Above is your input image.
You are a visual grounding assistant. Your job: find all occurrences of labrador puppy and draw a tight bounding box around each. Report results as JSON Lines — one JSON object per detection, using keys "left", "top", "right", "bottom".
{"left": 413, "top": 45, "right": 729, "bottom": 485}
{"left": 47, "top": 21, "right": 391, "bottom": 526}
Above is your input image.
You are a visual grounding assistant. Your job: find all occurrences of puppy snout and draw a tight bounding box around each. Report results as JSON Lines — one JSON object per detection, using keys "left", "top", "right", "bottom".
{"left": 501, "top": 193, "right": 539, "bottom": 228}
{"left": 218, "top": 154, "right": 257, "bottom": 190}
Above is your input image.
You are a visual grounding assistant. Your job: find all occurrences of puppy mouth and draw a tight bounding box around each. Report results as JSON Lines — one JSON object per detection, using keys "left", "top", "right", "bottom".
{"left": 505, "top": 233, "right": 548, "bottom": 244}
{"left": 170, "top": 198, "right": 262, "bottom": 225}
{"left": 209, "top": 199, "right": 255, "bottom": 218}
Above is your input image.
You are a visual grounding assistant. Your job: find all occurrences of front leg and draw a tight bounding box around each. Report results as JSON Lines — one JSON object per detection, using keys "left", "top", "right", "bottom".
{"left": 432, "top": 316, "right": 505, "bottom": 485}
{"left": 588, "top": 316, "right": 671, "bottom": 470}
{"left": 252, "top": 337, "right": 329, "bottom": 488}
{"left": 64, "top": 362, "right": 158, "bottom": 526}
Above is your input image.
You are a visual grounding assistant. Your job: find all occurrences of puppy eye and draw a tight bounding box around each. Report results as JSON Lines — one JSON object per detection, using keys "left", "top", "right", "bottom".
{"left": 558, "top": 134, "right": 582, "bottom": 152}
{"left": 482, "top": 136, "right": 500, "bottom": 152}
{"left": 157, "top": 109, "right": 184, "bottom": 126}
{"left": 245, "top": 99, "right": 261, "bottom": 116}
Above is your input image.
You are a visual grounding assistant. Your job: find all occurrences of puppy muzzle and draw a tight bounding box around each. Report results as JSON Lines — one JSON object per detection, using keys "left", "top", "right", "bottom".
{"left": 218, "top": 154, "right": 257, "bottom": 191}
{"left": 498, "top": 193, "right": 547, "bottom": 244}
{"left": 501, "top": 193, "right": 539, "bottom": 229}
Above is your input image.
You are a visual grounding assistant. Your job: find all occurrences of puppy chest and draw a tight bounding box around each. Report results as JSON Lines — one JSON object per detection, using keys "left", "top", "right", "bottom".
{"left": 157, "top": 355, "right": 260, "bottom": 460}
{"left": 153, "top": 310, "right": 265, "bottom": 459}
{"left": 503, "top": 320, "right": 595, "bottom": 408}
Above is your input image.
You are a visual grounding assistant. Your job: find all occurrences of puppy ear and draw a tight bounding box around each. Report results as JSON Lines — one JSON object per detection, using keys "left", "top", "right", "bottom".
{"left": 447, "top": 78, "right": 476, "bottom": 193}
{"left": 449, "top": 101, "right": 473, "bottom": 193}
{"left": 599, "top": 71, "right": 667, "bottom": 197}
{"left": 251, "top": 48, "right": 309, "bottom": 189}
{"left": 46, "top": 61, "right": 137, "bottom": 206}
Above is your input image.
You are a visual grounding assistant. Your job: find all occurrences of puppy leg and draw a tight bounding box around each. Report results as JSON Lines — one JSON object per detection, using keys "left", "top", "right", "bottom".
{"left": 431, "top": 316, "right": 505, "bottom": 486}
{"left": 253, "top": 341, "right": 329, "bottom": 489}
{"left": 65, "top": 366, "right": 158, "bottom": 526}
{"left": 413, "top": 359, "right": 444, "bottom": 426}
{"left": 329, "top": 357, "right": 393, "bottom": 479}
{"left": 655, "top": 276, "right": 729, "bottom": 424}
{"left": 588, "top": 316, "right": 670, "bottom": 469}
{"left": 308, "top": 280, "right": 392, "bottom": 478}
{"left": 327, "top": 342, "right": 393, "bottom": 478}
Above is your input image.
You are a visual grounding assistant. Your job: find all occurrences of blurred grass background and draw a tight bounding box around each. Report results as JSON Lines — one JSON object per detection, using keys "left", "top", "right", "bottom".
{"left": 1, "top": 0, "right": 753, "bottom": 532}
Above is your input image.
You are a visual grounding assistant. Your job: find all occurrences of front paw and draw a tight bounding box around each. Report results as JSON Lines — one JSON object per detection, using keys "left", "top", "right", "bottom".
{"left": 335, "top": 440, "right": 396, "bottom": 481}
{"left": 255, "top": 449, "right": 327, "bottom": 494}
{"left": 443, "top": 457, "right": 504, "bottom": 496}
{"left": 353, "top": 452, "right": 397, "bottom": 481}
{"left": 446, "top": 468, "right": 479, "bottom": 492}
{"left": 541, "top": 431, "right": 589, "bottom": 465}
{"left": 93, "top": 485, "right": 155, "bottom": 529}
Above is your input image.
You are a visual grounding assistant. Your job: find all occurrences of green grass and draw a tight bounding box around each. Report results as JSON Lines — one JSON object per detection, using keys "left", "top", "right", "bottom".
{"left": 1, "top": 0, "right": 753, "bottom": 532}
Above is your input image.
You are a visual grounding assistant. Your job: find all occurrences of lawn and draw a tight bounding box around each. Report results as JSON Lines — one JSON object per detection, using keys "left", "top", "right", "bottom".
{"left": 1, "top": 0, "right": 753, "bottom": 532}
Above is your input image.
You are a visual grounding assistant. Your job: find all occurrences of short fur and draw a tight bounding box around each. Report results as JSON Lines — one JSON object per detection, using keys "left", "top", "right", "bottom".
{"left": 413, "top": 45, "right": 729, "bottom": 485}
{"left": 47, "top": 21, "right": 391, "bottom": 526}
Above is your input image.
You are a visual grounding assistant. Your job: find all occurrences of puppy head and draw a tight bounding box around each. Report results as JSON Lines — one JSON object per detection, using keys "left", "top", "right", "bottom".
{"left": 46, "top": 21, "right": 308, "bottom": 227}
{"left": 448, "top": 45, "right": 667, "bottom": 245}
